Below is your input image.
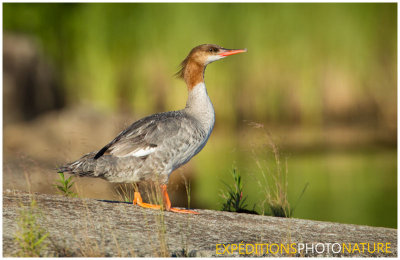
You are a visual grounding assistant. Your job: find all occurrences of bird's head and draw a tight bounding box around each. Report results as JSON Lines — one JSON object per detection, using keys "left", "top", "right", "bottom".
{"left": 176, "top": 44, "right": 247, "bottom": 88}
{"left": 187, "top": 44, "right": 247, "bottom": 65}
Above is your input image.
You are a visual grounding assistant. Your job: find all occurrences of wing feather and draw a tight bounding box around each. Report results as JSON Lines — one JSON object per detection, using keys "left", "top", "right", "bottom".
{"left": 94, "top": 112, "right": 183, "bottom": 159}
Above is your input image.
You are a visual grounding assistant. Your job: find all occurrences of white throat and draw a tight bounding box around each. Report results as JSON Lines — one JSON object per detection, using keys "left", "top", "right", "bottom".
{"left": 206, "top": 55, "right": 224, "bottom": 65}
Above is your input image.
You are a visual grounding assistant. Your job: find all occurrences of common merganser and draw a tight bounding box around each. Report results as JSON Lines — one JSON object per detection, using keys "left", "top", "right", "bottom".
{"left": 58, "top": 44, "right": 247, "bottom": 214}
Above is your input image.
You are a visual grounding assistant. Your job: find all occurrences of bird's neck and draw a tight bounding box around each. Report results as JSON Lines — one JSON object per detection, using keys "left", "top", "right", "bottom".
{"left": 182, "top": 60, "right": 215, "bottom": 131}
{"left": 183, "top": 60, "right": 206, "bottom": 90}
{"left": 184, "top": 82, "right": 215, "bottom": 130}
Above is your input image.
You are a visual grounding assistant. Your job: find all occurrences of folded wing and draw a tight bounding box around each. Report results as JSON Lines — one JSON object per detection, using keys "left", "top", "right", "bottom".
{"left": 94, "top": 112, "right": 183, "bottom": 159}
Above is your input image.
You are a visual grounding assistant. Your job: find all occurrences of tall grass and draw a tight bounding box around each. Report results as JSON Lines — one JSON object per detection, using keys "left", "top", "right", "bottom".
{"left": 254, "top": 136, "right": 292, "bottom": 217}
{"left": 248, "top": 123, "right": 309, "bottom": 217}
{"left": 114, "top": 183, "right": 137, "bottom": 203}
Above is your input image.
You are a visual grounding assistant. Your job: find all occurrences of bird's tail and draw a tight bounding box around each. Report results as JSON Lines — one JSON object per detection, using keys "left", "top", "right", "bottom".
{"left": 57, "top": 152, "right": 98, "bottom": 177}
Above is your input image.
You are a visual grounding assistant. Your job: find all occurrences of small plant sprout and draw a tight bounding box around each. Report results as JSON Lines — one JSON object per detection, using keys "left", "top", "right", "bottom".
{"left": 54, "top": 172, "right": 77, "bottom": 197}
{"left": 220, "top": 167, "right": 253, "bottom": 213}
{"left": 14, "top": 199, "right": 49, "bottom": 257}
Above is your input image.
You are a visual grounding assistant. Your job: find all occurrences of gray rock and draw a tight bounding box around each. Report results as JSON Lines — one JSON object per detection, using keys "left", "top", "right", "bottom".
{"left": 3, "top": 190, "right": 397, "bottom": 257}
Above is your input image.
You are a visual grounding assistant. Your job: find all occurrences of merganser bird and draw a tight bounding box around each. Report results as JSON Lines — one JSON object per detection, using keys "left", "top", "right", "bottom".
{"left": 58, "top": 44, "right": 247, "bottom": 214}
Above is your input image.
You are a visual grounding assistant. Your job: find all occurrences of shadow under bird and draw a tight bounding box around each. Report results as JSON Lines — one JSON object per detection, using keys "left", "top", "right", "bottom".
{"left": 58, "top": 44, "right": 247, "bottom": 214}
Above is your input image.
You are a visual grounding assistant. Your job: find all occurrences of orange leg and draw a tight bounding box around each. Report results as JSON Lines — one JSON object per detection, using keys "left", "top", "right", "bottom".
{"left": 133, "top": 185, "right": 198, "bottom": 214}
{"left": 161, "top": 184, "right": 199, "bottom": 214}
{"left": 133, "top": 191, "right": 161, "bottom": 210}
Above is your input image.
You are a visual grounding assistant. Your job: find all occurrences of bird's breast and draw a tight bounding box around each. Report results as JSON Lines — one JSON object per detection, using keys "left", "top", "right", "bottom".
{"left": 165, "top": 117, "right": 214, "bottom": 172}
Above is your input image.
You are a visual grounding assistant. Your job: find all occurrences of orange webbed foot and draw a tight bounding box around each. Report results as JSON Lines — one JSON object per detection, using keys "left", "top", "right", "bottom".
{"left": 133, "top": 191, "right": 161, "bottom": 210}
{"left": 132, "top": 187, "right": 199, "bottom": 214}
{"left": 161, "top": 185, "right": 199, "bottom": 215}
{"left": 168, "top": 207, "right": 199, "bottom": 214}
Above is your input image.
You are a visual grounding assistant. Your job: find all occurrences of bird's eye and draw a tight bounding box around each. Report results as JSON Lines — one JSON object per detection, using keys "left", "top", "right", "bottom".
{"left": 209, "top": 48, "right": 214, "bottom": 52}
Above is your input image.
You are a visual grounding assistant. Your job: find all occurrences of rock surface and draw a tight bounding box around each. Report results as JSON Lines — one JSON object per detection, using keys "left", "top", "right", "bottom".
{"left": 3, "top": 190, "right": 397, "bottom": 257}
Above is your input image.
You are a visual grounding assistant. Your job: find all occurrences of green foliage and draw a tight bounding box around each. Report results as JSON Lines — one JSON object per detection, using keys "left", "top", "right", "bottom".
{"left": 54, "top": 172, "right": 77, "bottom": 197}
{"left": 14, "top": 199, "right": 49, "bottom": 257}
{"left": 220, "top": 168, "right": 252, "bottom": 213}
{"left": 2, "top": 3, "right": 396, "bottom": 127}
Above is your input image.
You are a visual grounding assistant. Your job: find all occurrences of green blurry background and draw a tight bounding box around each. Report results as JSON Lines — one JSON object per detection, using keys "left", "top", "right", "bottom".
{"left": 3, "top": 3, "right": 397, "bottom": 228}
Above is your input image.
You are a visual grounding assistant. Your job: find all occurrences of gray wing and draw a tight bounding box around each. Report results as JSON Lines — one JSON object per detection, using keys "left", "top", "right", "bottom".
{"left": 94, "top": 112, "right": 184, "bottom": 159}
